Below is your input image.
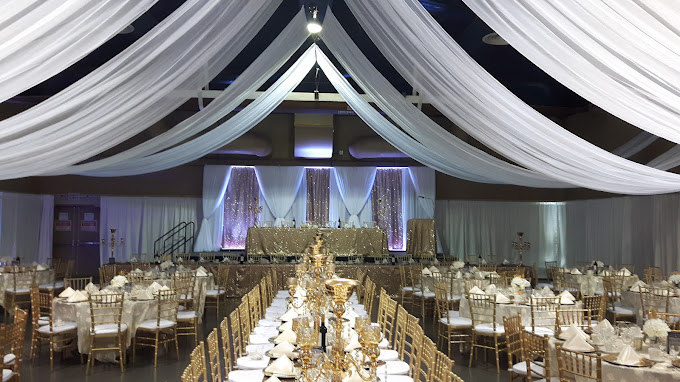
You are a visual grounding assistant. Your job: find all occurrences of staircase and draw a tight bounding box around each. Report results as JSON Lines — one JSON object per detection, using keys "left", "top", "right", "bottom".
{"left": 153, "top": 221, "right": 195, "bottom": 259}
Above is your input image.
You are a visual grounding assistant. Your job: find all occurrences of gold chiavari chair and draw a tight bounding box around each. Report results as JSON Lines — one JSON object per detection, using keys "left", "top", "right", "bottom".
{"left": 363, "top": 277, "right": 377, "bottom": 317}
{"left": 30, "top": 287, "right": 79, "bottom": 369}
{"left": 640, "top": 286, "right": 671, "bottom": 320}
{"left": 376, "top": 289, "right": 398, "bottom": 347}
{"left": 229, "top": 310, "right": 244, "bottom": 357}
{"left": 393, "top": 305, "right": 409, "bottom": 356}
{"left": 463, "top": 279, "right": 486, "bottom": 292}
{"left": 0, "top": 323, "right": 19, "bottom": 382}
{"left": 177, "top": 278, "right": 204, "bottom": 347}
{"left": 356, "top": 269, "right": 366, "bottom": 303}
{"left": 132, "top": 289, "right": 179, "bottom": 367}
{"left": 399, "top": 265, "right": 415, "bottom": 308}
{"left": 220, "top": 317, "right": 234, "bottom": 374}
{"left": 205, "top": 266, "right": 229, "bottom": 319}
{"left": 175, "top": 253, "right": 192, "bottom": 263}
{"left": 4, "top": 270, "right": 35, "bottom": 320}
{"left": 524, "top": 331, "right": 552, "bottom": 382}
{"left": 556, "top": 343, "right": 602, "bottom": 382}
{"left": 181, "top": 363, "right": 193, "bottom": 382}
{"left": 190, "top": 342, "right": 208, "bottom": 382}
{"left": 206, "top": 328, "right": 221, "bottom": 382}
{"left": 200, "top": 253, "right": 217, "bottom": 263}
{"left": 259, "top": 278, "right": 270, "bottom": 308}
{"left": 649, "top": 310, "right": 680, "bottom": 332}
{"left": 39, "top": 259, "right": 70, "bottom": 291}
{"left": 398, "top": 316, "right": 423, "bottom": 378}
{"left": 527, "top": 296, "right": 559, "bottom": 336}
{"left": 432, "top": 349, "right": 454, "bottom": 382}
{"left": 434, "top": 281, "right": 471, "bottom": 356}
{"left": 468, "top": 293, "right": 506, "bottom": 373}
{"left": 552, "top": 270, "right": 566, "bottom": 292}
{"left": 98, "top": 264, "right": 117, "bottom": 285}
{"left": 64, "top": 276, "right": 92, "bottom": 291}
{"left": 643, "top": 266, "right": 664, "bottom": 284}
{"left": 557, "top": 309, "right": 591, "bottom": 335}
{"left": 416, "top": 336, "right": 436, "bottom": 382}
{"left": 247, "top": 289, "right": 262, "bottom": 330}
{"left": 560, "top": 281, "right": 581, "bottom": 300}
{"left": 127, "top": 272, "right": 153, "bottom": 287}
{"left": 582, "top": 295, "right": 606, "bottom": 323}
{"left": 239, "top": 303, "right": 252, "bottom": 348}
{"left": 603, "top": 279, "right": 635, "bottom": 324}
{"left": 449, "top": 371, "right": 464, "bottom": 382}
{"left": 503, "top": 313, "right": 527, "bottom": 381}
{"left": 4, "top": 307, "right": 28, "bottom": 376}
{"left": 87, "top": 292, "right": 127, "bottom": 374}
{"left": 478, "top": 264, "right": 497, "bottom": 272}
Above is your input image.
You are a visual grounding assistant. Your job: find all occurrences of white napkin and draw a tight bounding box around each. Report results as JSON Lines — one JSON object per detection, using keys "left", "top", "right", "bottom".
{"left": 563, "top": 332, "right": 595, "bottom": 352}
{"left": 279, "top": 308, "right": 298, "bottom": 322}
{"left": 621, "top": 268, "right": 632, "bottom": 276}
{"left": 59, "top": 287, "right": 75, "bottom": 298}
{"left": 593, "top": 319, "right": 613, "bottom": 334}
{"left": 274, "top": 329, "right": 297, "bottom": 344}
{"left": 197, "top": 266, "right": 207, "bottom": 273}
{"left": 468, "top": 286, "right": 485, "bottom": 294}
{"left": 616, "top": 345, "right": 641, "bottom": 365}
{"left": 133, "top": 268, "right": 143, "bottom": 274}
{"left": 344, "top": 333, "right": 361, "bottom": 352}
{"left": 422, "top": 268, "right": 432, "bottom": 276}
{"left": 561, "top": 324, "right": 590, "bottom": 341}
{"left": 130, "top": 257, "right": 138, "bottom": 263}
{"left": 67, "top": 290, "right": 88, "bottom": 303}
{"left": 494, "top": 293, "right": 510, "bottom": 303}
{"left": 455, "top": 271, "right": 462, "bottom": 279}
{"left": 541, "top": 286, "right": 555, "bottom": 296}
{"left": 269, "top": 341, "right": 295, "bottom": 358}
{"left": 159, "top": 285, "right": 170, "bottom": 291}
{"left": 629, "top": 280, "right": 647, "bottom": 292}
{"left": 503, "top": 259, "right": 509, "bottom": 265}
{"left": 429, "top": 266, "right": 440, "bottom": 274}
{"left": 484, "top": 284, "right": 497, "bottom": 294}
{"left": 196, "top": 268, "right": 208, "bottom": 277}
{"left": 264, "top": 354, "right": 295, "bottom": 376}
{"left": 85, "top": 283, "right": 99, "bottom": 295}
{"left": 570, "top": 268, "right": 582, "bottom": 275}
{"left": 560, "top": 294, "right": 575, "bottom": 305}
{"left": 559, "top": 290, "right": 576, "bottom": 301}
{"left": 481, "top": 259, "right": 487, "bottom": 264}
{"left": 149, "top": 282, "right": 162, "bottom": 293}
{"left": 36, "top": 264, "right": 48, "bottom": 271}
{"left": 266, "top": 377, "right": 282, "bottom": 382}
{"left": 278, "top": 320, "right": 293, "bottom": 332}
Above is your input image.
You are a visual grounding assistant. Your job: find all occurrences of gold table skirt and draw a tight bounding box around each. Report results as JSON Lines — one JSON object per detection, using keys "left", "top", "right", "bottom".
{"left": 245, "top": 227, "right": 388, "bottom": 257}
{"left": 405, "top": 219, "right": 436, "bottom": 258}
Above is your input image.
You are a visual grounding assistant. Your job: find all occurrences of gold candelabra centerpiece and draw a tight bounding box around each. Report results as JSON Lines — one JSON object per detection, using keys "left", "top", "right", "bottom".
{"left": 511, "top": 231, "right": 531, "bottom": 265}
{"left": 248, "top": 196, "right": 263, "bottom": 227}
{"left": 102, "top": 228, "right": 124, "bottom": 264}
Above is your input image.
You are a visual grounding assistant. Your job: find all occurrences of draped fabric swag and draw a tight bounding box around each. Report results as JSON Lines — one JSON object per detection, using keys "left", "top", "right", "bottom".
{"left": 194, "top": 165, "right": 231, "bottom": 252}
{"left": 334, "top": 167, "right": 377, "bottom": 228}
{"left": 255, "top": 166, "right": 306, "bottom": 227}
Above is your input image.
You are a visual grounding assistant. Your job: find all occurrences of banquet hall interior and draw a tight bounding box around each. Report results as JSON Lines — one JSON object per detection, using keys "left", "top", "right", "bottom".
{"left": 3, "top": 0, "right": 680, "bottom": 381}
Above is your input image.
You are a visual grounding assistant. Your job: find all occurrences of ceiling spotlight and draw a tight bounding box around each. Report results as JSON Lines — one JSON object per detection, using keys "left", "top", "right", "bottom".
{"left": 482, "top": 32, "right": 509, "bottom": 46}
{"left": 307, "top": 8, "right": 322, "bottom": 34}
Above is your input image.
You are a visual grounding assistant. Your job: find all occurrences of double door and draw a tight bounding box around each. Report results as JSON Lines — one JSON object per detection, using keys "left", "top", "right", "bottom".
{"left": 53, "top": 205, "right": 100, "bottom": 277}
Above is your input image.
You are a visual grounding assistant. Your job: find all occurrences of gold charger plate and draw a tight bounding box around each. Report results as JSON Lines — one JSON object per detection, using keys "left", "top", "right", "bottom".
{"left": 672, "top": 359, "right": 680, "bottom": 368}
{"left": 263, "top": 370, "right": 298, "bottom": 379}
{"left": 602, "top": 354, "right": 653, "bottom": 367}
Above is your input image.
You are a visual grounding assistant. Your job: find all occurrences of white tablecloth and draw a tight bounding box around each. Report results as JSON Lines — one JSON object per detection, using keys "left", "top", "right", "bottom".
{"left": 565, "top": 274, "right": 639, "bottom": 296}
{"left": 621, "top": 290, "right": 680, "bottom": 323}
{"left": 459, "top": 295, "right": 582, "bottom": 326}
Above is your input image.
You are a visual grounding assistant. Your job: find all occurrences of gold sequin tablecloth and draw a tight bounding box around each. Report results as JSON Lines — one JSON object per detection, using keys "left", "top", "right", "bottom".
{"left": 245, "top": 227, "right": 388, "bottom": 257}
{"left": 405, "top": 219, "right": 436, "bottom": 258}
{"left": 219, "top": 264, "right": 400, "bottom": 298}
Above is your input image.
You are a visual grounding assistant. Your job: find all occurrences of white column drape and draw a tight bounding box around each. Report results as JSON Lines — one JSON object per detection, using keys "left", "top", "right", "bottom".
{"left": 255, "top": 166, "right": 305, "bottom": 226}
{"left": 194, "top": 165, "right": 231, "bottom": 252}
{"left": 100, "top": 196, "right": 201, "bottom": 264}
{"left": 343, "top": 0, "right": 680, "bottom": 194}
{"left": 78, "top": 44, "right": 317, "bottom": 177}
{"left": 463, "top": 0, "right": 680, "bottom": 144}
{"left": 320, "top": 13, "right": 565, "bottom": 188}
{"left": 57, "top": 9, "right": 309, "bottom": 176}
{"left": 333, "top": 167, "right": 377, "bottom": 228}
{"left": 0, "top": 0, "right": 157, "bottom": 103}
{"left": 0, "top": 0, "right": 280, "bottom": 180}
{"left": 0, "top": 192, "right": 49, "bottom": 264}
{"left": 408, "top": 167, "right": 435, "bottom": 218}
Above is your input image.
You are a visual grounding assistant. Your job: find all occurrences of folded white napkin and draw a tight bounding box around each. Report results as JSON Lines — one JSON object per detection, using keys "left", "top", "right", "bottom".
{"left": 455, "top": 271, "right": 462, "bottom": 279}
{"left": 279, "top": 308, "right": 298, "bottom": 322}
{"left": 67, "top": 290, "right": 88, "bottom": 303}
{"left": 560, "top": 294, "right": 575, "bottom": 305}
{"left": 196, "top": 268, "right": 208, "bottom": 277}
{"left": 481, "top": 259, "right": 487, "bottom": 264}
{"left": 148, "top": 281, "right": 162, "bottom": 293}
{"left": 196, "top": 265, "right": 207, "bottom": 273}
{"left": 621, "top": 268, "right": 632, "bottom": 276}
{"left": 264, "top": 354, "right": 295, "bottom": 375}
{"left": 593, "top": 319, "right": 613, "bottom": 334}
{"left": 36, "top": 264, "right": 48, "bottom": 271}
{"left": 422, "top": 268, "right": 432, "bottom": 276}
{"left": 266, "top": 376, "right": 282, "bottom": 382}
{"left": 429, "top": 266, "right": 440, "bottom": 274}
{"left": 562, "top": 324, "right": 590, "bottom": 341}
{"left": 494, "top": 293, "right": 510, "bottom": 303}
{"left": 471, "top": 266, "right": 478, "bottom": 273}
{"left": 130, "top": 257, "right": 138, "bottom": 263}
{"left": 468, "top": 286, "right": 485, "bottom": 294}
{"left": 133, "top": 268, "right": 143, "bottom": 274}
{"left": 59, "top": 287, "right": 75, "bottom": 298}
{"left": 278, "top": 320, "right": 293, "bottom": 332}
{"left": 616, "top": 345, "right": 641, "bottom": 365}
{"left": 85, "top": 282, "right": 99, "bottom": 295}
{"left": 269, "top": 341, "right": 295, "bottom": 358}
{"left": 344, "top": 333, "right": 361, "bottom": 352}
{"left": 542, "top": 286, "right": 555, "bottom": 296}
{"left": 484, "top": 284, "right": 497, "bottom": 294}
{"left": 159, "top": 285, "right": 170, "bottom": 291}
{"left": 563, "top": 332, "right": 594, "bottom": 352}
{"left": 274, "top": 329, "right": 297, "bottom": 344}
{"left": 503, "top": 259, "right": 509, "bottom": 265}
{"left": 570, "top": 268, "right": 582, "bottom": 275}
{"left": 559, "top": 290, "right": 576, "bottom": 301}
{"left": 629, "top": 280, "right": 646, "bottom": 292}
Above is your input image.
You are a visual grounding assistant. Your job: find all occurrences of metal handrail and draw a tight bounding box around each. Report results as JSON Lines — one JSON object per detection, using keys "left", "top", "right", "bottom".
{"left": 153, "top": 221, "right": 195, "bottom": 258}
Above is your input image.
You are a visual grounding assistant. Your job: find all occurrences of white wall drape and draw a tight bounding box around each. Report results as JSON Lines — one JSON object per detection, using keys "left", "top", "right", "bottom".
{"left": 194, "top": 165, "right": 231, "bottom": 252}
{"left": 0, "top": 0, "right": 157, "bottom": 103}
{"left": 333, "top": 167, "right": 377, "bottom": 228}
{"left": 0, "top": 192, "right": 52, "bottom": 264}
{"left": 408, "top": 167, "right": 435, "bottom": 219}
{"left": 343, "top": 0, "right": 680, "bottom": 194}
{"left": 100, "top": 196, "right": 201, "bottom": 264}
{"left": 255, "top": 166, "right": 305, "bottom": 226}
{"left": 0, "top": 0, "right": 280, "bottom": 180}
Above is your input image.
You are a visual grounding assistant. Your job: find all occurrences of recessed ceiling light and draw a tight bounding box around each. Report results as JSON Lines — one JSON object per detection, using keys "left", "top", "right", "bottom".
{"left": 482, "top": 32, "right": 509, "bottom": 46}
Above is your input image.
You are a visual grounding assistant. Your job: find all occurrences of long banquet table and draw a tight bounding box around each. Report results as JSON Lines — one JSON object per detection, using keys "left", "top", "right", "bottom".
{"left": 245, "top": 227, "right": 388, "bottom": 257}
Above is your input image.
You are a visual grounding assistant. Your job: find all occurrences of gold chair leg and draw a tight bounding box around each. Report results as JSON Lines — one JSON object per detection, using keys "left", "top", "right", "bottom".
{"left": 154, "top": 331, "right": 160, "bottom": 368}
{"left": 174, "top": 329, "right": 180, "bottom": 360}
{"left": 132, "top": 336, "right": 136, "bottom": 365}
{"left": 49, "top": 335, "right": 54, "bottom": 370}
{"left": 468, "top": 333, "right": 475, "bottom": 368}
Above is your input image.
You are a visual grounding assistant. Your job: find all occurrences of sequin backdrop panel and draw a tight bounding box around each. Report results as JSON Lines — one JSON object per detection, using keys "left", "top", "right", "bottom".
{"left": 372, "top": 168, "right": 404, "bottom": 250}
{"left": 305, "top": 168, "right": 330, "bottom": 225}
{"left": 222, "top": 167, "right": 260, "bottom": 249}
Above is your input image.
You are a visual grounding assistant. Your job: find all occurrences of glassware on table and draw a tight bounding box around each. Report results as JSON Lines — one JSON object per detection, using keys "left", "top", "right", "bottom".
{"left": 355, "top": 315, "right": 371, "bottom": 336}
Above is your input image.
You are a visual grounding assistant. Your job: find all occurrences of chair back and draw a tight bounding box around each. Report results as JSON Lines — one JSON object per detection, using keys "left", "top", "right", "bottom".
{"left": 247, "top": 289, "right": 262, "bottom": 329}
{"left": 649, "top": 310, "right": 680, "bottom": 332}
{"left": 10, "top": 270, "right": 35, "bottom": 291}
{"left": 403, "top": 316, "right": 424, "bottom": 377}
{"left": 88, "top": 292, "right": 125, "bottom": 335}
{"left": 528, "top": 296, "right": 559, "bottom": 334}
{"left": 560, "top": 281, "right": 582, "bottom": 300}
{"left": 376, "top": 288, "right": 398, "bottom": 346}
{"left": 172, "top": 272, "right": 196, "bottom": 310}
{"left": 432, "top": 350, "right": 454, "bottom": 382}
{"left": 220, "top": 317, "right": 234, "bottom": 373}
{"left": 238, "top": 303, "right": 251, "bottom": 346}
{"left": 433, "top": 281, "right": 450, "bottom": 324}
{"left": 417, "top": 336, "right": 436, "bottom": 382}
{"left": 463, "top": 279, "right": 485, "bottom": 292}
{"left": 557, "top": 309, "right": 591, "bottom": 334}
{"left": 8, "top": 307, "right": 28, "bottom": 368}
{"left": 582, "top": 295, "right": 605, "bottom": 322}
{"left": 556, "top": 343, "right": 602, "bottom": 382}
{"left": 32, "top": 287, "right": 55, "bottom": 329}
{"left": 503, "top": 313, "right": 524, "bottom": 371}
{"left": 363, "top": 277, "right": 376, "bottom": 316}
{"left": 478, "top": 264, "right": 497, "bottom": 272}
{"left": 640, "top": 286, "right": 671, "bottom": 320}
{"left": 206, "top": 328, "right": 221, "bottom": 382}
{"left": 524, "top": 331, "right": 551, "bottom": 381}
{"left": 394, "top": 305, "right": 409, "bottom": 357}
{"left": 175, "top": 253, "right": 192, "bottom": 263}
{"left": 190, "top": 342, "right": 207, "bottom": 382}
{"left": 155, "top": 289, "right": 179, "bottom": 325}
{"left": 643, "top": 267, "right": 664, "bottom": 284}
{"left": 64, "top": 276, "right": 92, "bottom": 291}
{"left": 467, "top": 293, "right": 499, "bottom": 331}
